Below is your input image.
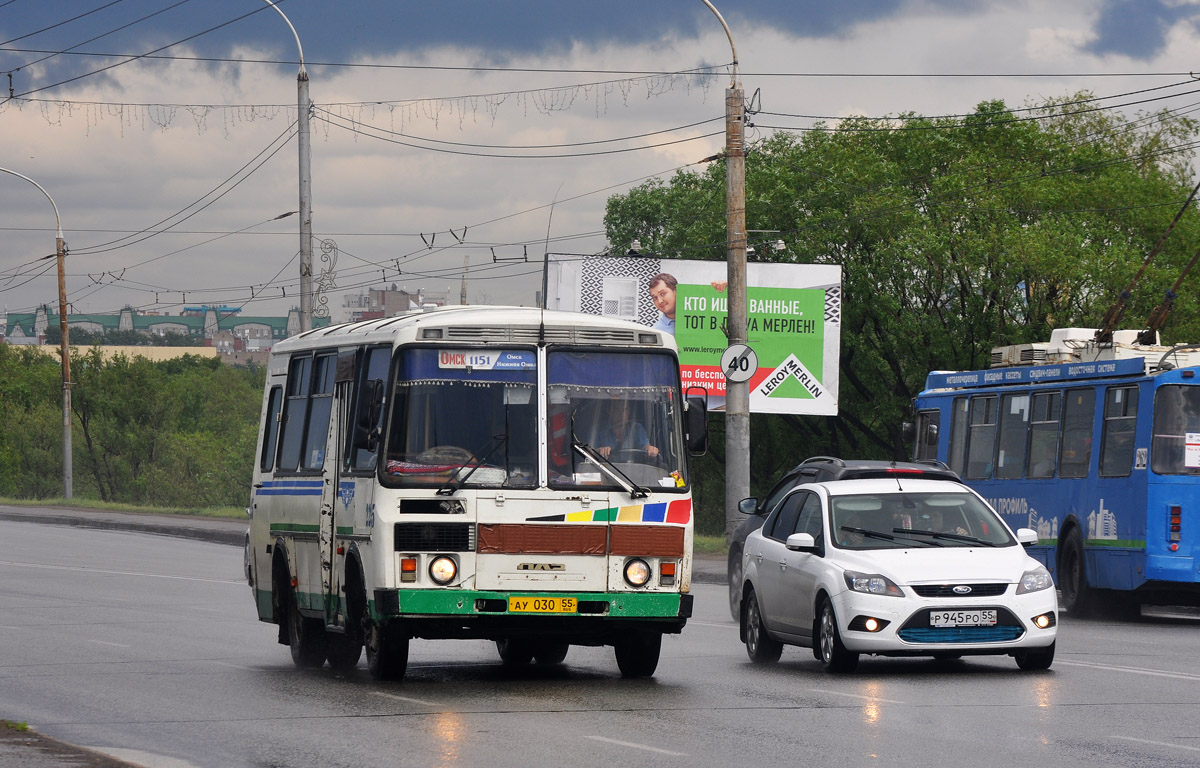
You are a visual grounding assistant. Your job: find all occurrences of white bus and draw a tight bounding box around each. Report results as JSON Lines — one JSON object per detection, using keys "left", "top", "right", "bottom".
{"left": 246, "top": 305, "right": 708, "bottom": 680}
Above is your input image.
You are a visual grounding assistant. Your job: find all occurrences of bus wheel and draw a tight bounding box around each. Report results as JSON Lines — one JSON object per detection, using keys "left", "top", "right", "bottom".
{"left": 365, "top": 620, "right": 408, "bottom": 681}
{"left": 326, "top": 587, "right": 365, "bottom": 671}
{"left": 614, "top": 631, "right": 662, "bottom": 678}
{"left": 534, "top": 642, "right": 569, "bottom": 665}
{"left": 496, "top": 639, "right": 534, "bottom": 666}
{"left": 287, "top": 588, "right": 328, "bottom": 669}
{"left": 1060, "top": 527, "right": 1094, "bottom": 617}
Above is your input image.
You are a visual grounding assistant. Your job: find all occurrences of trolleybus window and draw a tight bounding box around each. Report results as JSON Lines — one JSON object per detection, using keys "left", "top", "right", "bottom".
{"left": 1026, "top": 391, "right": 1061, "bottom": 478}
{"left": 1100, "top": 386, "right": 1138, "bottom": 477}
{"left": 1152, "top": 384, "right": 1200, "bottom": 475}
{"left": 1059, "top": 388, "right": 1095, "bottom": 478}
{"left": 966, "top": 395, "right": 998, "bottom": 479}
{"left": 381, "top": 348, "right": 537, "bottom": 489}
{"left": 948, "top": 397, "right": 968, "bottom": 476}
{"left": 995, "top": 394, "right": 1029, "bottom": 479}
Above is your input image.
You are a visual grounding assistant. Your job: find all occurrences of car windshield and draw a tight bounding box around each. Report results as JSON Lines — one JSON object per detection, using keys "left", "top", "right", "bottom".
{"left": 831, "top": 492, "right": 1015, "bottom": 549}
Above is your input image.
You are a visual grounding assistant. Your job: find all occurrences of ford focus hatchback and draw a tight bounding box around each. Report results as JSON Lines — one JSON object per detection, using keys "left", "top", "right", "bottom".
{"left": 739, "top": 478, "right": 1057, "bottom": 672}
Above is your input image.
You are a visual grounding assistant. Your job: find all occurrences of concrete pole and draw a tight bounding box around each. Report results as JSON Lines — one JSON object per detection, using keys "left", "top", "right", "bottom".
{"left": 0, "top": 167, "right": 72, "bottom": 498}
{"left": 262, "top": 1, "right": 312, "bottom": 332}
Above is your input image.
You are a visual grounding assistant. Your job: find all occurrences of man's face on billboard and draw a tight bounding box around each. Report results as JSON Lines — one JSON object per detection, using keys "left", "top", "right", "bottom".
{"left": 649, "top": 281, "right": 675, "bottom": 318}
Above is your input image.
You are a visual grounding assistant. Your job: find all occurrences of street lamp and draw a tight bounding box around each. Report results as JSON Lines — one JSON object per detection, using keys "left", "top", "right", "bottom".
{"left": 0, "top": 167, "right": 73, "bottom": 498}
{"left": 262, "top": 0, "right": 314, "bottom": 332}
{"left": 700, "top": 1, "right": 750, "bottom": 541}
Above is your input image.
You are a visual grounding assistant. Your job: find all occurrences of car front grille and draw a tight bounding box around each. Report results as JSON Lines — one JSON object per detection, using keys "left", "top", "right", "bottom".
{"left": 897, "top": 606, "right": 1025, "bottom": 644}
{"left": 911, "top": 583, "right": 1009, "bottom": 598}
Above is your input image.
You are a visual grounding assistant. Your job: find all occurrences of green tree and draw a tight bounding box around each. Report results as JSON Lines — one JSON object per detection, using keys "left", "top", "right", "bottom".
{"left": 605, "top": 95, "right": 1200, "bottom": 534}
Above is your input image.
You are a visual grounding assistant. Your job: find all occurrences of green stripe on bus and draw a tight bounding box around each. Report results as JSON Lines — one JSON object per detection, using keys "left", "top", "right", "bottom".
{"left": 269, "top": 523, "right": 355, "bottom": 535}
{"left": 382, "top": 590, "right": 683, "bottom": 618}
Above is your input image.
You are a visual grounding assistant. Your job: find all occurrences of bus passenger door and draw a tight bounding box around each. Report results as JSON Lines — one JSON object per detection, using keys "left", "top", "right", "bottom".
{"left": 320, "top": 352, "right": 357, "bottom": 628}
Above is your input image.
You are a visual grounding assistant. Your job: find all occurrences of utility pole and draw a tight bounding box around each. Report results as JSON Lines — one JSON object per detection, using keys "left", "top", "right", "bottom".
{"left": 460, "top": 254, "right": 469, "bottom": 305}
{"left": 1, "top": 167, "right": 72, "bottom": 498}
{"left": 702, "top": 2, "right": 750, "bottom": 540}
{"left": 263, "top": 0, "right": 313, "bottom": 332}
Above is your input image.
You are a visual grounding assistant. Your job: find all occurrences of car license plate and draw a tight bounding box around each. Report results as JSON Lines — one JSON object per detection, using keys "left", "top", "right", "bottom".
{"left": 508, "top": 596, "right": 577, "bottom": 614}
{"left": 929, "top": 609, "right": 997, "bottom": 627}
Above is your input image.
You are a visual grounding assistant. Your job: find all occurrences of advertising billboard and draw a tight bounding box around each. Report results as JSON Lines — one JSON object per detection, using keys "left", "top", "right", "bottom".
{"left": 546, "top": 255, "right": 841, "bottom": 415}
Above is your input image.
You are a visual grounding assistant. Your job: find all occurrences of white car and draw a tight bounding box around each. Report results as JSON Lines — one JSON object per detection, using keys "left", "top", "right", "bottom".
{"left": 739, "top": 477, "right": 1057, "bottom": 672}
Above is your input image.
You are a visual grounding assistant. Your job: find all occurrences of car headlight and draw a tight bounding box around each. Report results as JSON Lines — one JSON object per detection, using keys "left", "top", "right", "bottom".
{"left": 1016, "top": 566, "right": 1054, "bottom": 594}
{"left": 843, "top": 571, "right": 903, "bottom": 597}
{"left": 624, "top": 558, "right": 651, "bottom": 587}
{"left": 429, "top": 556, "right": 457, "bottom": 585}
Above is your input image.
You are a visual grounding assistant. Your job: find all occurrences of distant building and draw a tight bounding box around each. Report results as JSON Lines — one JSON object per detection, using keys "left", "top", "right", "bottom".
{"left": 337, "top": 285, "right": 450, "bottom": 324}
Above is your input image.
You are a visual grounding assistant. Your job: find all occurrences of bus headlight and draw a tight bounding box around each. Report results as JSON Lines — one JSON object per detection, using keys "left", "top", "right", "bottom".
{"left": 429, "top": 556, "right": 457, "bottom": 585}
{"left": 1016, "top": 566, "right": 1053, "bottom": 594}
{"left": 623, "top": 558, "right": 651, "bottom": 587}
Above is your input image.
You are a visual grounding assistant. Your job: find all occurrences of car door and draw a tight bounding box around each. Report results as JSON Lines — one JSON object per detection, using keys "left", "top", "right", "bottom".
{"left": 751, "top": 492, "right": 803, "bottom": 630}
{"left": 779, "top": 491, "right": 826, "bottom": 640}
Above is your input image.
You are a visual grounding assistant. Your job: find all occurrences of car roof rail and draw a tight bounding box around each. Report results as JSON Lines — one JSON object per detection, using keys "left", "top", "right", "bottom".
{"left": 912, "top": 459, "right": 953, "bottom": 471}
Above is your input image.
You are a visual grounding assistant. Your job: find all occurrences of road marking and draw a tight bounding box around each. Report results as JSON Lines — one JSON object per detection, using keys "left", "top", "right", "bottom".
{"left": 809, "top": 688, "right": 907, "bottom": 705}
{"left": 209, "top": 660, "right": 257, "bottom": 671}
{"left": 0, "top": 559, "right": 241, "bottom": 585}
{"left": 85, "top": 639, "right": 131, "bottom": 648}
{"left": 371, "top": 692, "right": 442, "bottom": 707}
{"left": 584, "top": 735, "right": 687, "bottom": 756}
{"left": 1111, "top": 735, "right": 1200, "bottom": 753}
{"left": 688, "top": 620, "right": 737, "bottom": 629}
{"left": 1056, "top": 659, "right": 1200, "bottom": 682}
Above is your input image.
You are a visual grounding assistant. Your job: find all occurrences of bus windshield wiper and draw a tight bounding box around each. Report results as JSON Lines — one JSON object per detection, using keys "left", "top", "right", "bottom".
{"left": 897, "top": 528, "right": 996, "bottom": 547}
{"left": 436, "top": 434, "right": 507, "bottom": 496}
{"left": 572, "top": 441, "right": 649, "bottom": 499}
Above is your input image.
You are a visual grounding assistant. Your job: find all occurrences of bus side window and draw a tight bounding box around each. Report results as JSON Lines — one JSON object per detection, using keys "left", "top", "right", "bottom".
{"left": 965, "top": 396, "right": 998, "bottom": 480}
{"left": 277, "top": 354, "right": 313, "bottom": 473}
{"left": 1059, "top": 388, "right": 1096, "bottom": 479}
{"left": 1026, "top": 391, "right": 1061, "bottom": 478}
{"left": 300, "top": 353, "right": 337, "bottom": 471}
{"left": 1100, "top": 386, "right": 1138, "bottom": 477}
{"left": 260, "top": 386, "right": 283, "bottom": 473}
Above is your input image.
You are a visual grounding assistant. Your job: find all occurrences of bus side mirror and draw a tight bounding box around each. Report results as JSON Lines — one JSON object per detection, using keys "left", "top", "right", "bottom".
{"left": 925, "top": 423, "right": 939, "bottom": 445}
{"left": 685, "top": 393, "right": 708, "bottom": 456}
{"left": 901, "top": 421, "right": 915, "bottom": 442}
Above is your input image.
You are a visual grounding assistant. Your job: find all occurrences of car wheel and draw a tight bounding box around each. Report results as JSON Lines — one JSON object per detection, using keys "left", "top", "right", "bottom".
{"left": 743, "top": 589, "right": 783, "bottom": 664}
{"left": 728, "top": 545, "right": 744, "bottom": 621}
{"left": 1060, "top": 526, "right": 1093, "bottom": 617}
{"left": 817, "top": 597, "right": 858, "bottom": 673}
{"left": 1015, "top": 641, "right": 1055, "bottom": 671}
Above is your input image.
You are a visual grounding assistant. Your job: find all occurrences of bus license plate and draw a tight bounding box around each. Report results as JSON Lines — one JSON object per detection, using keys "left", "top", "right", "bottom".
{"left": 508, "top": 596, "right": 577, "bottom": 614}
{"left": 930, "top": 609, "right": 997, "bottom": 627}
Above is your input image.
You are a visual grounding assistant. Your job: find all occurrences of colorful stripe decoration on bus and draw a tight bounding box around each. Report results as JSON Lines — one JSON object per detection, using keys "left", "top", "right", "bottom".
{"left": 529, "top": 499, "right": 692, "bottom": 523}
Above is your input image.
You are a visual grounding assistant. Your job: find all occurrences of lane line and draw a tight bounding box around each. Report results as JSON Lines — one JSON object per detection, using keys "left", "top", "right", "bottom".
{"left": 583, "top": 735, "right": 688, "bottom": 756}
{"left": 809, "top": 688, "right": 907, "bottom": 705}
{"left": 371, "top": 691, "right": 442, "bottom": 707}
{"left": 85, "top": 639, "right": 131, "bottom": 648}
{"left": 1110, "top": 735, "right": 1200, "bottom": 753}
{"left": 687, "top": 620, "right": 737, "bottom": 629}
{"left": 0, "top": 559, "right": 241, "bottom": 585}
{"left": 1056, "top": 659, "right": 1200, "bottom": 682}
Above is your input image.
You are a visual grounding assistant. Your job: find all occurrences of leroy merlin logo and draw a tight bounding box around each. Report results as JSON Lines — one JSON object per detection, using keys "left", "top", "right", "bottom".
{"left": 758, "top": 354, "right": 824, "bottom": 400}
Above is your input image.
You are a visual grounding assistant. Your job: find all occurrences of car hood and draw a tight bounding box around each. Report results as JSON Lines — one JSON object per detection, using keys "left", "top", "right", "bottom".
{"left": 834, "top": 546, "right": 1039, "bottom": 585}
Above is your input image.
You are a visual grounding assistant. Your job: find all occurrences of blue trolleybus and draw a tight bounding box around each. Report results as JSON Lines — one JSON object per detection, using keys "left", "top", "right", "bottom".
{"left": 910, "top": 329, "right": 1200, "bottom": 615}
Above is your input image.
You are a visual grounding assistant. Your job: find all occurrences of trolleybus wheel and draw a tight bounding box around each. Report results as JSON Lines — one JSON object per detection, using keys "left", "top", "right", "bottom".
{"left": 614, "top": 631, "right": 662, "bottom": 678}
{"left": 1060, "top": 526, "right": 1094, "bottom": 617}
{"left": 366, "top": 621, "right": 409, "bottom": 681}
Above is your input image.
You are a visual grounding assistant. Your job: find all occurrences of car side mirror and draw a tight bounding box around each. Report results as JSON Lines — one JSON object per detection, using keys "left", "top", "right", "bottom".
{"left": 785, "top": 532, "right": 818, "bottom": 552}
{"left": 737, "top": 497, "right": 758, "bottom": 516}
{"left": 1015, "top": 528, "right": 1038, "bottom": 547}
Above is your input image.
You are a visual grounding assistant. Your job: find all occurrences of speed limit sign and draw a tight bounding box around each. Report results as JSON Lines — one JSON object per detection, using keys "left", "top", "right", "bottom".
{"left": 720, "top": 344, "right": 758, "bottom": 383}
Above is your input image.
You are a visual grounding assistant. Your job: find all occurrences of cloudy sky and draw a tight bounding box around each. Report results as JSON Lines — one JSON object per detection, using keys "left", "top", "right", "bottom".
{"left": 3, "top": 0, "right": 1200, "bottom": 322}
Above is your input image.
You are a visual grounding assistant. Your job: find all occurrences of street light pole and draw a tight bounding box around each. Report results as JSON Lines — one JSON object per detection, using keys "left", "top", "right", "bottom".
{"left": 262, "top": 0, "right": 313, "bottom": 332}
{"left": 0, "top": 167, "right": 72, "bottom": 498}
{"left": 700, "top": 1, "right": 750, "bottom": 541}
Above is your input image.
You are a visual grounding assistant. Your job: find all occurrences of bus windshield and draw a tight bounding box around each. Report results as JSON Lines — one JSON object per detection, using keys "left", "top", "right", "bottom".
{"left": 547, "top": 350, "right": 686, "bottom": 492}
{"left": 382, "top": 348, "right": 538, "bottom": 488}
{"left": 1152, "top": 384, "right": 1200, "bottom": 475}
